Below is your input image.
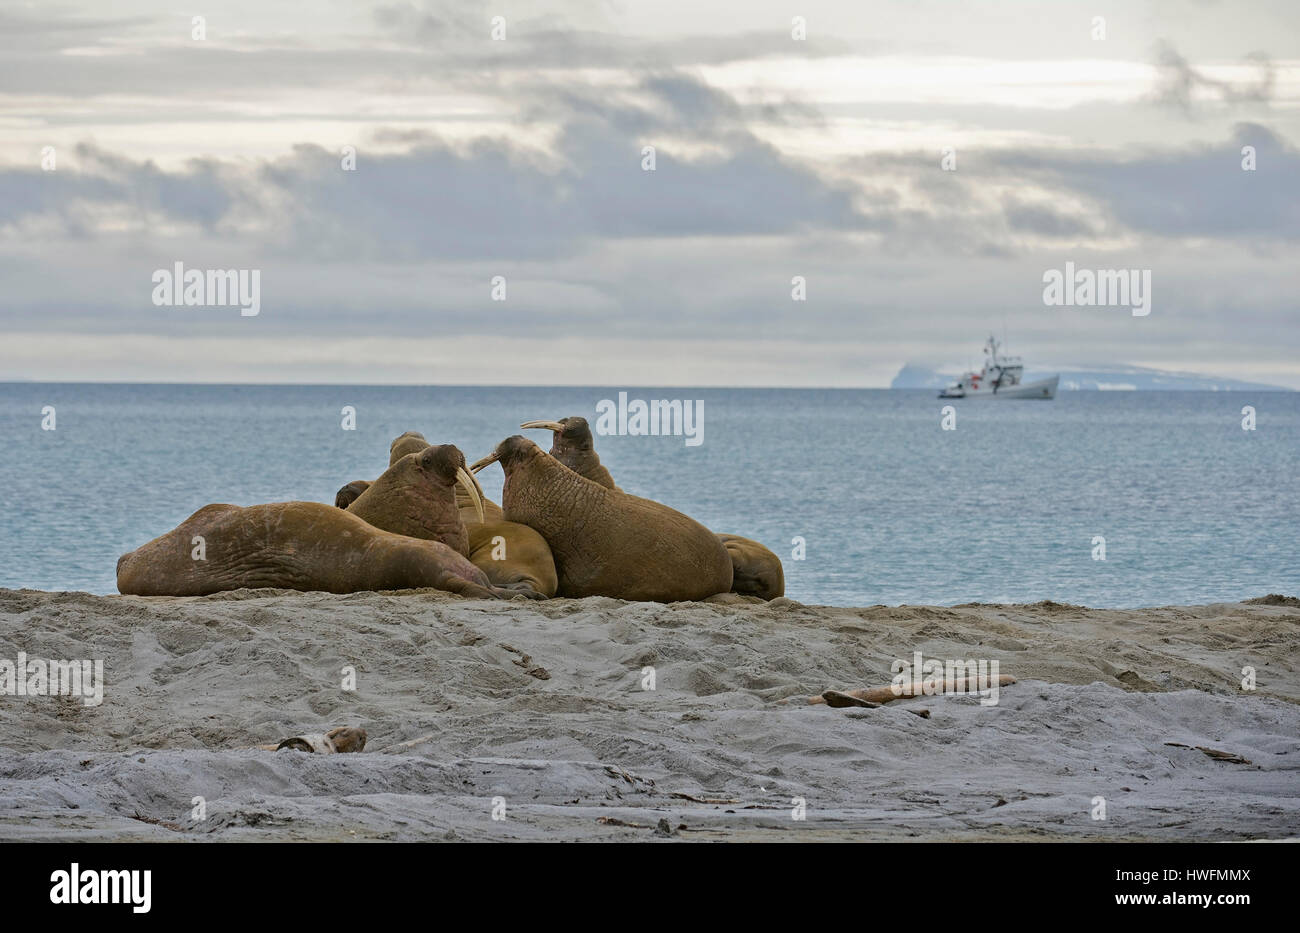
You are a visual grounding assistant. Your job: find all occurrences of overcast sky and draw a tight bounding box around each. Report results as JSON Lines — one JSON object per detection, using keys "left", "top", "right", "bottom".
{"left": 2, "top": 0, "right": 1298, "bottom": 386}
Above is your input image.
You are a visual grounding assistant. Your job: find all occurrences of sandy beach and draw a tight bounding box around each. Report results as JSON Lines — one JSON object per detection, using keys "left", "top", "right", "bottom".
{"left": 0, "top": 588, "right": 1296, "bottom": 842}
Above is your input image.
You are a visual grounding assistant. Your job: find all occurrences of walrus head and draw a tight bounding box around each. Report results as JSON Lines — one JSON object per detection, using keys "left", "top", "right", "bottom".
{"left": 519, "top": 416, "right": 616, "bottom": 489}
{"left": 520, "top": 416, "right": 591, "bottom": 451}
{"left": 409, "top": 444, "right": 484, "bottom": 522}
{"left": 471, "top": 435, "right": 593, "bottom": 529}
{"left": 470, "top": 435, "right": 543, "bottom": 477}
{"left": 334, "top": 480, "right": 372, "bottom": 509}
{"left": 389, "top": 431, "right": 431, "bottom": 466}
{"left": 387, "top": 430, "right": 494, "bottom": 521}
{"left": 348, "top": 443, "right": 483, "bottom": 552}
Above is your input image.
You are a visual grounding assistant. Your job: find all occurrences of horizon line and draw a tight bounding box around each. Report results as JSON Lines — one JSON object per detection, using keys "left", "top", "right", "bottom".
{"left": 1, "top": 380, "right": 1294, "bottom": 392}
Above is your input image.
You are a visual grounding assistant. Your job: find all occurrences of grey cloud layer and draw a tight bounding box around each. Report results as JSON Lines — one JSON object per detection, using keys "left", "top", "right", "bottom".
{"left": 2, "top": 1, "right": 1298, "bottom": 385}
{"left": 5, "top": 74, "right": 867, "bottom": 257}
{"left": 7, "top": 71, "right": 1296, "bottom": 262}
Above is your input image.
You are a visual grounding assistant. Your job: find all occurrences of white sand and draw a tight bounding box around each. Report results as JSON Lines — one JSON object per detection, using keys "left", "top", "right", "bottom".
{"left": 0, "top": 588, "right": 1296, "bottom": 841}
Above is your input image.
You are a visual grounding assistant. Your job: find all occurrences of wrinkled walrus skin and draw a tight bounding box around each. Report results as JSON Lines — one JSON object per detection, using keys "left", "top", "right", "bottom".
{"left": 522, "top": 416, "right": 785, "bottom": 599}
{"left": 116, "top": 502, "right": 517, "bottom": 598}
{"left": 475, "top": 436, "right": 733, "bottom": 602}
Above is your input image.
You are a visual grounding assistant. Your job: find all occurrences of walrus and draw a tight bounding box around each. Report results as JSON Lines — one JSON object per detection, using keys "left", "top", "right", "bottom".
{"left": 471, "top": 435, "right": 732, "bottom": 602}
{"left": 714, "top": 533, "right": 786, "bottom": 600}
{"left": 335, "top": 480, "right": 371, "bottom": 509}
{"left": 521, "top": 417, "right": 785, "bottom": 599}
{"left": 332, "top": 432, "right": 474, "bottom": 511}
{"left": 116, "top": 501, "right": 527, "bottom": 598}
{"left": 390, "top": 431, "right": 504, "bottom": 521}
{"left": 520, "top": 417, "right": 619, "bottom": 490}
{"left": 459, "top": 521, "right": 558, "bottom": 597}
{"left": 338, "top": 433, "right": 556, "bottom": 598}
{"left": 345, "top": 443, "right": 485, "bottom": 555}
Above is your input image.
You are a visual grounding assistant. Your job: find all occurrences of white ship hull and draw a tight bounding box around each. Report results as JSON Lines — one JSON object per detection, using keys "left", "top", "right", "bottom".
{"left": 939, "top": 374, "right": 1058, "bottom": 400}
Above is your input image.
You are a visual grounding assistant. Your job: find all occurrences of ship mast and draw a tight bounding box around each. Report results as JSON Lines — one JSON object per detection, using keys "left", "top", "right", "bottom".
{"left": 986, "top": 334, "right": 1000, "bottom": 367}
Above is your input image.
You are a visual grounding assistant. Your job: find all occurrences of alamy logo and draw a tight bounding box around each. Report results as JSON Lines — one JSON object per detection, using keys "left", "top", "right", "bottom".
{"left": 50, "top": 863, "right": 151, "bottom": 913}
{"left": 1042, "top": 261, "right": 1151, "bottom": 317}
{"left": 890, "top": 652, "right": 1003, "bottom": 706}
{"left": 594, "top": 392, "right": 703, "bottom": 447}
{"left": 152, "top": 262, "right": 261, "bottom": 316}
{"left": 0, "top": 653, "right": 103, "bottom": 706}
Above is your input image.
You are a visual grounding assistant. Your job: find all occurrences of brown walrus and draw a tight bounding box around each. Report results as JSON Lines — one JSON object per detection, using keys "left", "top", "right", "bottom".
{"left": 521, "top": 416, "right": 784, "bottom": 600}
{"left": 338, "top": 432, "right": 556, "bottom": 598}
{"left": 345, "top": 443, "right": 485, "bottom": 555}
{"left": 460, "top": 522, "right": 558, "bottom": 597}
{"left": 116, "top": 501, "right": 524, "bottom": 598}
{"left": 471, "top": 435, "right": 732, "bottom": 602}
{"left": 335, "top": 480, "right": 371, "bottom": 509}
{"left": 714, "top": 533, "right": 786, "bottom": 601}
{"left": 520, "top": 417, "right": 619, "bottom": 490}
{"left": 390, "top": 431, "right": 504, "bottom": 521}
{"left": 332, "top": 433, "right": 502, "bottom": 518}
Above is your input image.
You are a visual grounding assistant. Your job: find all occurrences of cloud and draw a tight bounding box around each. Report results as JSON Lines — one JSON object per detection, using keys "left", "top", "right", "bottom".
{"left": 371, "top": 1, "right": 856, "bottom": 67}
{"left": 1151, "top": 42, "right": 1276, "bottom": 111}
{"left": 0, "top": 144, "right": 244, "bottom": 233}
{"left": 0, "top": 8, "right": 156, "bottom": 51}
{"left": 1002, "top": 198, "right": 1103, "bottom": 238}
{"left": 3, "top": 73, "right": 868, "bottom": 257}
{"left": 1003, "top": 123, "right": 1300, "bottom": 239}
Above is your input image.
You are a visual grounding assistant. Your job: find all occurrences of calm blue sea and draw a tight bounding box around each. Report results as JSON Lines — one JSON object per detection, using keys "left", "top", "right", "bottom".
{"left": 1, "top": 384, "right": 1295, "bottom": 607}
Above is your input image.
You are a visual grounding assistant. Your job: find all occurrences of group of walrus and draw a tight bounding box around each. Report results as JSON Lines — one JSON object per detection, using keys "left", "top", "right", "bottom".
{"left": 117, "top": 417, "right": 784, "bottom": 603}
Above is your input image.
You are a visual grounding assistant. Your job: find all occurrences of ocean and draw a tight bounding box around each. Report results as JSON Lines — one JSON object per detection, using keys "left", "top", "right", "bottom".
{"left": 1, "top": 383, "right": 1295, "bottom": 607}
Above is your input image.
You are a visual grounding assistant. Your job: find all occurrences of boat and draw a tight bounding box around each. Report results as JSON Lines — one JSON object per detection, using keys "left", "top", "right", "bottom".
{"left": 938, "top": 336, "right": 1058, "bottom": 399}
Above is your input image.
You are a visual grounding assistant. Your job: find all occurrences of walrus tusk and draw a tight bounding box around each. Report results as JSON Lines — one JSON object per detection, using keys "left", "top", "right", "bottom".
{"left": 520, "top": 420, "right": 566, "bottom": 432}
{"left": 469, "top": 451, "right": 500, "bottom": 474}
{"left": 456, "top": 466, "right": 484, "bottom": 522}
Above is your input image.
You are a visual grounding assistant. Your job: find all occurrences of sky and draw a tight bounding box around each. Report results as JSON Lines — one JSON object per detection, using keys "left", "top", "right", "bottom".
{"left": 1, "top": 0, "right": 1298, "bottom": 387}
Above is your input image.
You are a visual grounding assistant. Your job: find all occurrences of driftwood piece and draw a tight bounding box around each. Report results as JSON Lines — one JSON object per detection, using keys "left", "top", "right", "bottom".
{"left": 383, "top": 732, "right": 437, "bottom": 752}
{"left": 668, "top": 792, "right": 741, "bottom": 804}
{"left": 803, "top": 674, "right": 1017, "bottom": 706}
{"left": 1164, "top": 742, "right": 1252, "bottom": 765}
{"left": 821, "top": 690, "right": 879, "bottom": 708}
{"left": 821, "top": 691, "right": 932, "bottom": 718}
